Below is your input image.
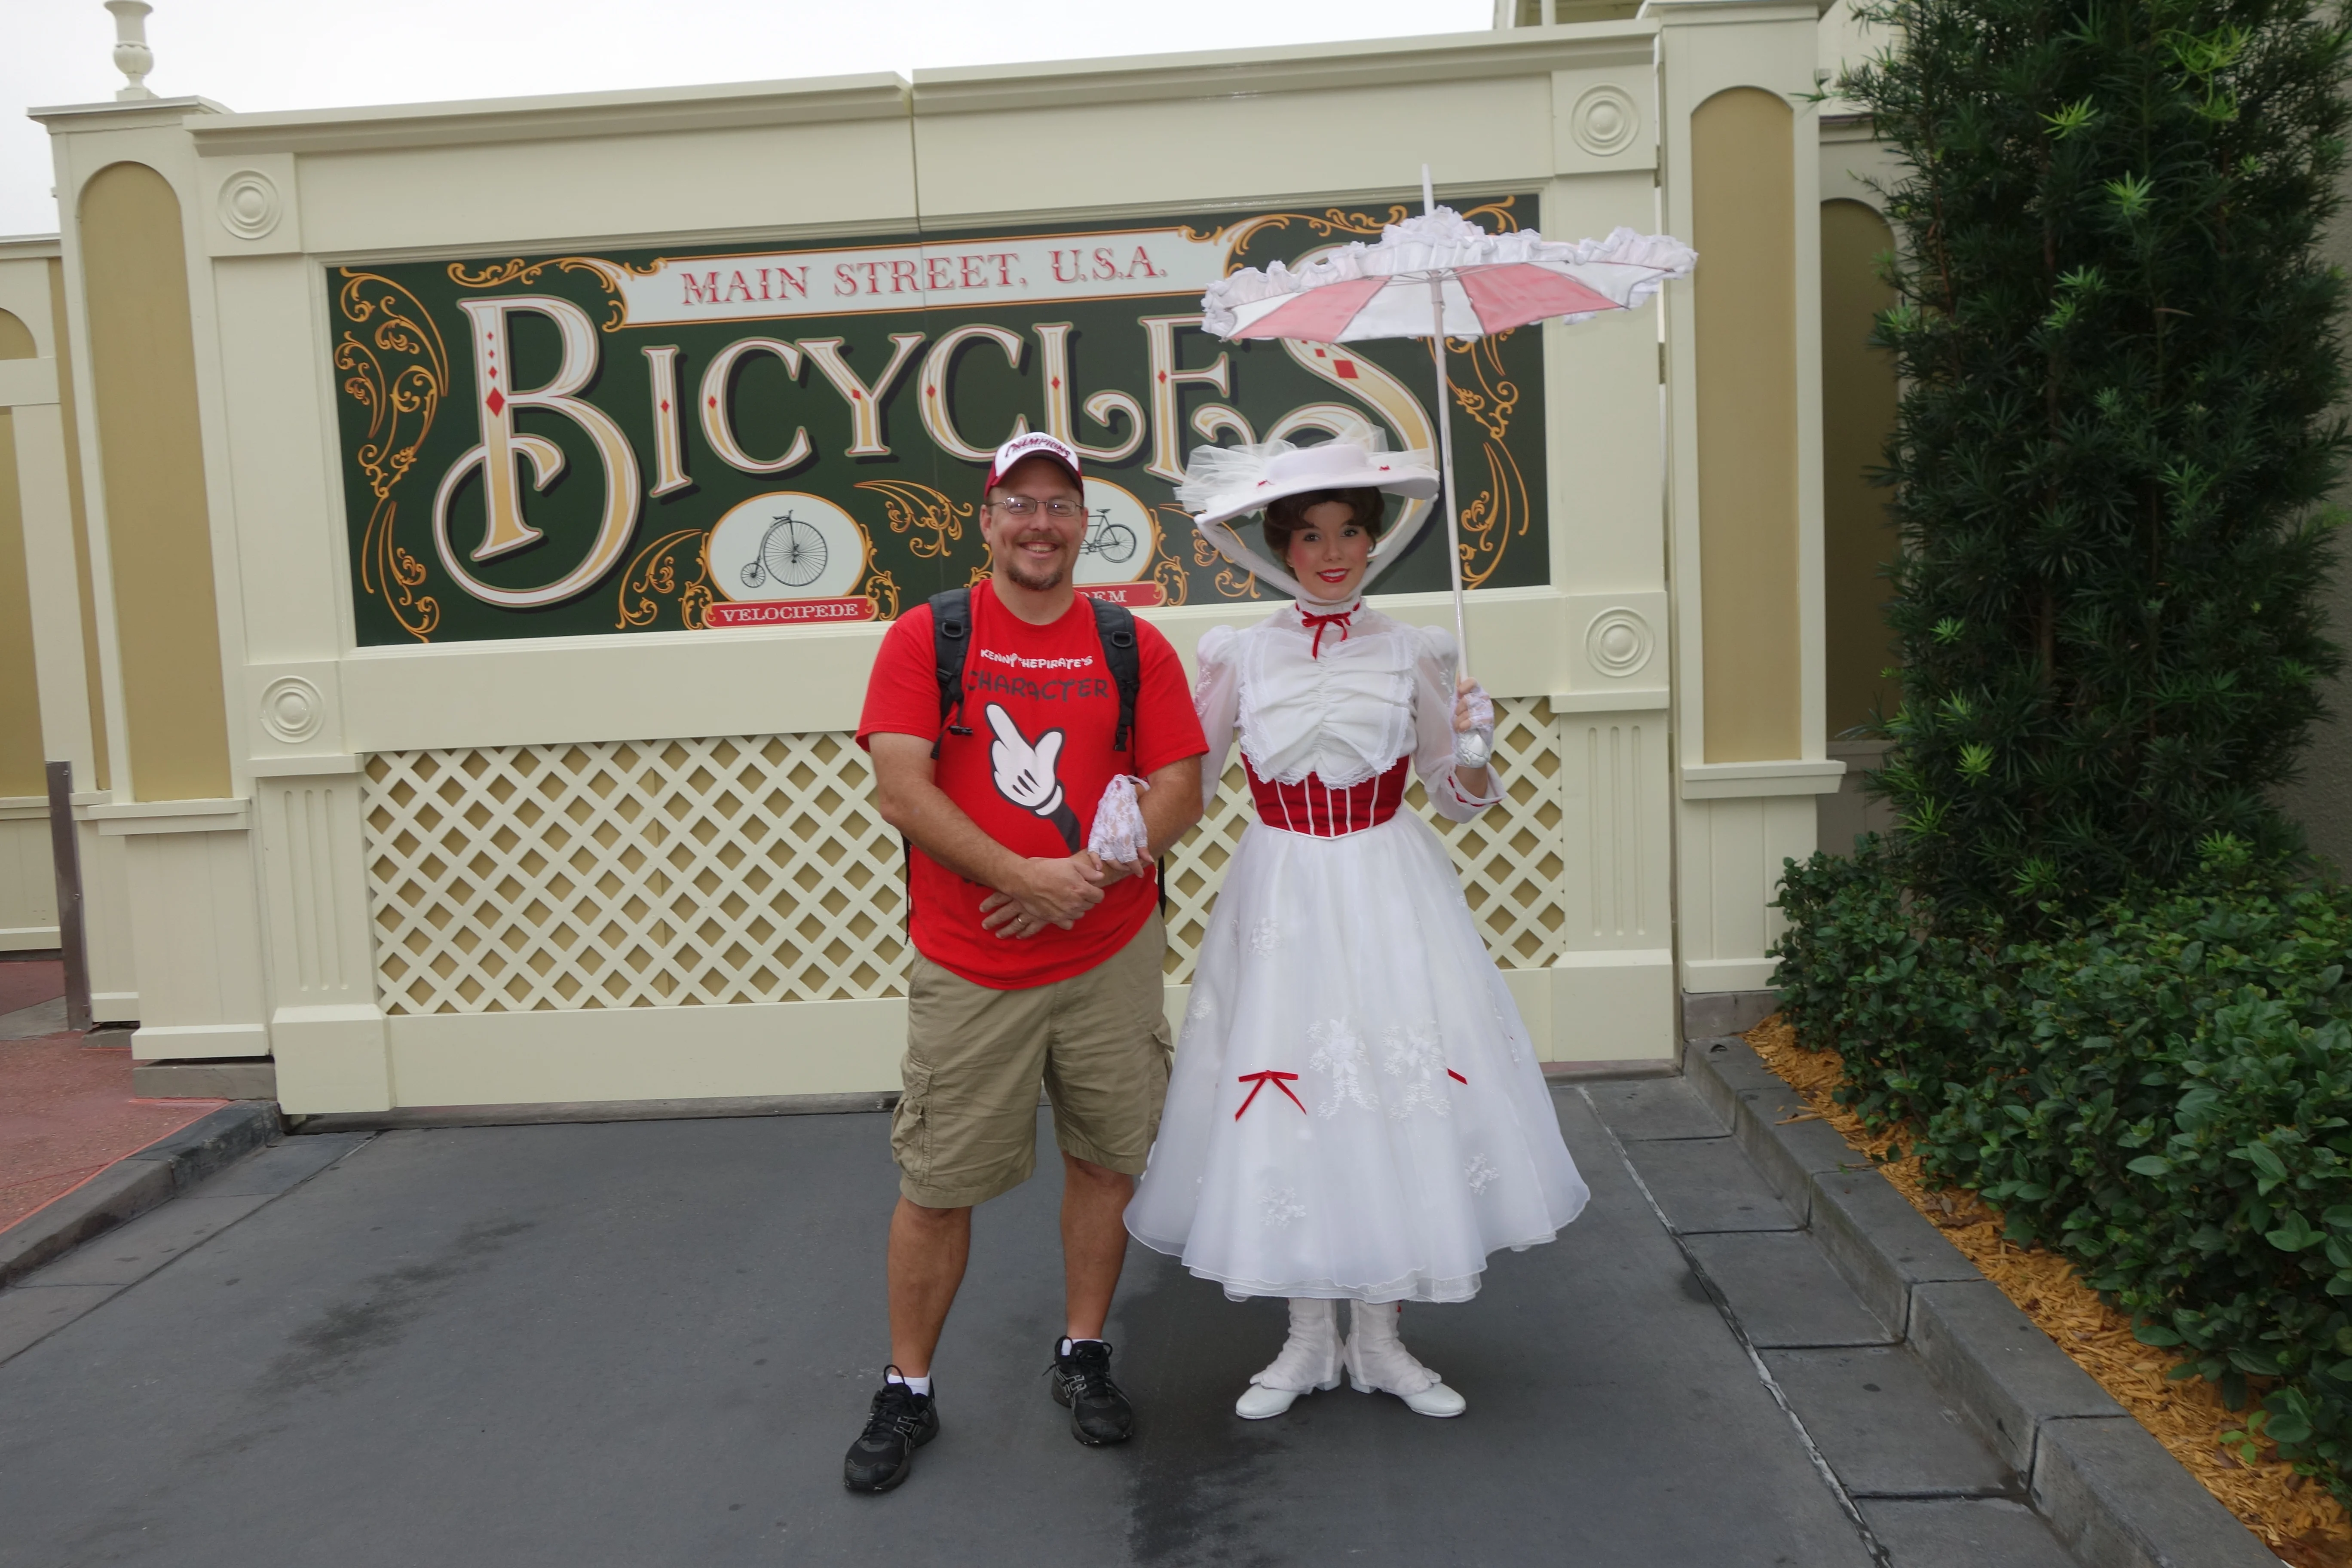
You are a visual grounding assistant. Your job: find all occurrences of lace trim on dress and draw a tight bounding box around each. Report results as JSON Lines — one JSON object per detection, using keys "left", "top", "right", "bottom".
{"left": 1199, "top": 1229, "right": 1565, "bottom": 1305}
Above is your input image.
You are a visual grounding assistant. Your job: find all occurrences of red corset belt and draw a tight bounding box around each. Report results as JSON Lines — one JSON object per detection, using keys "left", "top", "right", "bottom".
{"left": 1244, "top": 754, "right": 1411, "bottom": 838}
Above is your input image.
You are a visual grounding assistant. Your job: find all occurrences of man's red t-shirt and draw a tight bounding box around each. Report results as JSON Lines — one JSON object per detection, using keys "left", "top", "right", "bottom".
{"left": 857, "top": 582, "right": 1206, "bottom": 989}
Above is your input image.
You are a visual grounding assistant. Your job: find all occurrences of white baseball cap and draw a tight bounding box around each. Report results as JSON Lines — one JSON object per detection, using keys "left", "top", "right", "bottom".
{"left": 983, "top": 431, "right": 1083, "bottom": 496}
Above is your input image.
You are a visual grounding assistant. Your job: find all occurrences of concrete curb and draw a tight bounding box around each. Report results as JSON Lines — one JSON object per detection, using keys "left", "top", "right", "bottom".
{"left": 1684, "top": 1036, "right": 2284, "bottom": 1568}
{"left": 292, "top": 1090, "right": 899, "bottom": 1133}
{"left": 0, "top": 1102, "right": 280, "bottom": 1289}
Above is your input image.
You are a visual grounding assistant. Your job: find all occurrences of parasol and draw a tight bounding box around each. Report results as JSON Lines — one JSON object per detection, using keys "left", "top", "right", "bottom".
{"left": 1197, "top": 169, "right": 1694, "bottom": 763}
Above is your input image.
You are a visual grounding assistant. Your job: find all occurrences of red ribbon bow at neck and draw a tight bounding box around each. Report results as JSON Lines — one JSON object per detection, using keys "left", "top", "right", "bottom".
{"left": 1298, "top": 606, "right": 1356, "bottom": 658}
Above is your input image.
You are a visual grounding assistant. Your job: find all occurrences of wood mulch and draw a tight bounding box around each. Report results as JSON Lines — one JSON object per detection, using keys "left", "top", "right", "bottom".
{"left": 1745, "top": 1014, "right": 2350, "bottom": 1568}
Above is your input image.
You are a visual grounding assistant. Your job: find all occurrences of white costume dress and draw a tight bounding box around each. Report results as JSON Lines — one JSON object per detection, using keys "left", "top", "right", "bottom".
{"left": 1125, "top": 601, "right": 1589, "bottom": 1303}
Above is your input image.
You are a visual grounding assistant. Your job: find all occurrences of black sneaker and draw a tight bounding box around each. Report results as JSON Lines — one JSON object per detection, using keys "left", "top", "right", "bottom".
{"left": 843, "top": 1370, "right": 938, "bottom": 1493}
{"left": 1049, "top": 1338, "right": 1134, "bottom": 1446}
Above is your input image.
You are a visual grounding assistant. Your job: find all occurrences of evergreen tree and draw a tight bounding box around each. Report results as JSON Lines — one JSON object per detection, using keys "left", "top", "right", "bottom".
{"left": 1848, "top": 0, "right": 2352, "bottom": 915}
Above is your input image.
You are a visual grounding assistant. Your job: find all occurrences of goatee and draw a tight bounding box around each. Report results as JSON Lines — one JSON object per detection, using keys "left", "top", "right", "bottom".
{"left": 1005, "top": 558, "right": 1066, "bottom": 592}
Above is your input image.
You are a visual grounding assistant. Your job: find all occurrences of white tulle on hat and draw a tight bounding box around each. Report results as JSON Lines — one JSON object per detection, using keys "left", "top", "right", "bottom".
{"left": 1175, "top": 435, "right": 1441, "bottom": 603}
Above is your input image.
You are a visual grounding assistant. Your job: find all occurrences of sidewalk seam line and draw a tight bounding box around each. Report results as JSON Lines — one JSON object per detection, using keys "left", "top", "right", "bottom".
{"left": 0, "top": 1131, "right": 377, "bottom": 1366}
{"left": 1579, "top": 1084, "right": 1895, "bottom": 1568}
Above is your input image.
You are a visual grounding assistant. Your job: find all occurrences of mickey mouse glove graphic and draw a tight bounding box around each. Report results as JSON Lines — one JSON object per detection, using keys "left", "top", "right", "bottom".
{"left": 986, "top": 703, "right": 1084, "bottom": 852}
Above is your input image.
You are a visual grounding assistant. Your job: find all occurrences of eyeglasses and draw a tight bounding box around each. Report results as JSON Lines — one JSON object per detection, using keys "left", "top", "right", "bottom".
{"left": 989, "top": 496, "right": 1086, "bottom": 520}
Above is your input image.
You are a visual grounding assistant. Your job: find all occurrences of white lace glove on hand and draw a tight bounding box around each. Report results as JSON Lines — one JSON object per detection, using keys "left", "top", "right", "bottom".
{"left": 1087, "top": 775, "right": 1152, "bottom": 866}
{"left": 1455, "top": 679, "right": 1496, "bottom": 770}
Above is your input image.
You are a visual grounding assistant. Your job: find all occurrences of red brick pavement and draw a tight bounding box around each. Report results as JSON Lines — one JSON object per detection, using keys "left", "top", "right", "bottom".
{"left": 0, "top": 958, "right": 224, "bottom": 1233}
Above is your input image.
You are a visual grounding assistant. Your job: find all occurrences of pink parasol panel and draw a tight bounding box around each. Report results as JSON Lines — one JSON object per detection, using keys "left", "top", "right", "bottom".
{"left": 1205, "top": 213, "right": 1695, "bottom": 343}
{"left": 1194, "top": 200, "right": 1694, "bottom": 732}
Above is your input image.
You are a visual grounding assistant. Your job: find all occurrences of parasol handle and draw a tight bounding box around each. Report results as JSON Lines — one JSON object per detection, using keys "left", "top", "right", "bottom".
{"left": 1423, "top": 162, "right": 1485, "bottom": 769}
{"left": 1429, "top": 281, "right": 1470, "bottom": 680}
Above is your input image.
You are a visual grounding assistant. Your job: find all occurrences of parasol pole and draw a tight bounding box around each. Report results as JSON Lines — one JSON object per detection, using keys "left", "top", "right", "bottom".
{"left": 1422, "top": 166, "right": 1477, "bottom": 740}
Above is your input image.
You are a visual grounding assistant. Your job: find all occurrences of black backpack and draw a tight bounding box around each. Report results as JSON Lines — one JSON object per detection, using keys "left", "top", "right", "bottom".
{"left": 917, "top": 587, "right": 1162, "bottom": 917}
{"left": 928, "top": 587, "right": 1139, "bottom": 757}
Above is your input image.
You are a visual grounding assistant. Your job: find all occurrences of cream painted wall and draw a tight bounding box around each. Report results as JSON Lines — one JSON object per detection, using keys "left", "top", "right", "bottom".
{"left": 1655, "top": 1, "right": 1837, "bottom": 996}
{"left": 0, "top": 303, "right": 53, "bottom": 952}
{"left": 0, "top": 307, "right": 42, "bottom": 799}
{"left": 79, "top": 162, "right": 233, "bottom": 803}
{"left": 0, "top": 242, "right": 139, "bottom": 995}
{"left": 1691, "top": 86, "right": 1802, "bottom": 764}
{"left": 45, "top": 258, "right": 110, "bottom": 796}
{"left": 21, "top": 12, "right": 1838, "bottom": 1103}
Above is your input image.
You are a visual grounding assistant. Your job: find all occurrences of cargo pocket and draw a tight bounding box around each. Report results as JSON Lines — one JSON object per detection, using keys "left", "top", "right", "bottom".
{"left": 1140, "top": 1011, "right": 1174, "bottom": 1148}
{"left": 891, "top": 1060, "right": 934, "bottom": 1182}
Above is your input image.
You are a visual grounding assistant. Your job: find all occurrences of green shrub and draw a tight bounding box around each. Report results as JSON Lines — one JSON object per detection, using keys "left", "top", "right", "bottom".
{"left": 1771, "top": 836, "right": 2000, "bottom": 1130}
{"left": 1772, "top": 839, "right": 2352, "bottom": 1492}
{"left": 1845, "top": 0, "right": 2352, "bottom": 918}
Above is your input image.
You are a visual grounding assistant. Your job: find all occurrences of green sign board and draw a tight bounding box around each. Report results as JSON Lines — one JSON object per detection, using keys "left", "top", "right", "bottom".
{"left": 329, "top": 195, "right": 1548, "bottom": 645}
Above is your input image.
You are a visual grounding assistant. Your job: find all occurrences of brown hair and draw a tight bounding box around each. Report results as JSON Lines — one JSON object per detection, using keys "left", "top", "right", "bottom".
{"left": 1261, "top": 487, "right": 1387, "bottom": 562}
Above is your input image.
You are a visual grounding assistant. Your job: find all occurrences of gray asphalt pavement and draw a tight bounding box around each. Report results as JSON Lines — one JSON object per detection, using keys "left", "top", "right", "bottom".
{"left": 0, "top": 1080, "right": 2079, "bottom": 1566}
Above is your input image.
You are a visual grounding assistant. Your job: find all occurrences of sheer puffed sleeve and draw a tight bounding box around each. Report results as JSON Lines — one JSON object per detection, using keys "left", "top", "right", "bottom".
{"left": 1412, "top": 626, "right": 1503, "bottom": 823}
{"left": 1192, "top": 624, "right": 1243, "bottom": 804}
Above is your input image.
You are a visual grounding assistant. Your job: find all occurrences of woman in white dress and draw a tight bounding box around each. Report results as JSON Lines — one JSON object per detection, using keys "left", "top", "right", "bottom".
{"left": 1125, "top": 437, "right": 1589, "bottom": 1420}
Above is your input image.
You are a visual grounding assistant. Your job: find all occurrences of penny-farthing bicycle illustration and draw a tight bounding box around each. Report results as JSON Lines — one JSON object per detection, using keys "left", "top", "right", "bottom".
{"left": 740, "top": 510, "right": 829, "bottom": 591}
{"left": 706, "top": 493, "right": 869, "bottom": 606}
{"left": 1080, "top": 507, "right": 1138, "bottom": 567}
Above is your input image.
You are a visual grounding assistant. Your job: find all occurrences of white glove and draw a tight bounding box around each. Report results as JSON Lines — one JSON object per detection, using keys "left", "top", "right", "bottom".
{"left": 986, "top": 704, "right": 1066, "bottom": 818}
{"left": 1454, "top": 679, "right": 1495, "bottom": 770}
{"left": 1087, "top": 775, "right": 1152, "bottom": 865}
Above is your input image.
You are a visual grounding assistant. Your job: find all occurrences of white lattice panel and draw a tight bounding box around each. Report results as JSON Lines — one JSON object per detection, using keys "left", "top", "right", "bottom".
{"left": 364, "top": 736, "right": 906, "bottom": 1013}
{"left": 362, "top": 699, "right": 1567, "bottom": 1013}
{"left": 1161, "top": 696, "right": 1565, "bottom": 978}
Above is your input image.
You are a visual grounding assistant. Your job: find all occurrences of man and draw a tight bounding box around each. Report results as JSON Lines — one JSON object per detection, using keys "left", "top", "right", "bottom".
{"left": 845, "top": 431, "right": 1207, "bottom": 1493}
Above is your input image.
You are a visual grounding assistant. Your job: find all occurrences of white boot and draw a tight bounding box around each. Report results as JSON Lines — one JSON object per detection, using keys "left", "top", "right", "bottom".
{"left": 1234, "top": 1298, "right": 1345, "bottom": 1419}
{"left": 1344, "top": 1300, "right": 1466, "bottom": 1417}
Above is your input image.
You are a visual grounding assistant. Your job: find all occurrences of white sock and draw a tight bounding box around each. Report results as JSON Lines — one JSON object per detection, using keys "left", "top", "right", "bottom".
{"left": 1060, "top": 1337, "right": 1104, "bottom": 1355}
{"left": 887, "top": 1370, "right": 931, "bottom": 1397}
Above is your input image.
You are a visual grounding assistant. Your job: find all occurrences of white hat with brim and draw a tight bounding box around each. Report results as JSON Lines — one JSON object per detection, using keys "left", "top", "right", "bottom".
{"left": 1180, "top": 438, "right": 1439, "bottom": 529}
{"left": 1175, "top": 436, "right": 1442, "bottom": 604}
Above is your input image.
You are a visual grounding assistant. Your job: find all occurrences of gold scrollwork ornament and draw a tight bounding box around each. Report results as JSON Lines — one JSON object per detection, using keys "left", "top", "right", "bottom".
{"left": 447, "top": 255, "right": 656, "bottom": 333}
{"left": 1192, "top": 527, "right": 1261, "bottom": 601}
{"left": 1148, "top": 507, "right": 1194, "bottom": 607}
{"left": 614, "top": 529, "right": 713, "bottom": 631}
{"left": 334, "top": 269, "right": 447, "bottom": 642}
{"left": 1442, "top": 332, "right": 1528, "bottom": 591}
{"left": 855, "top": 480, "right": 973, "bottom": 561}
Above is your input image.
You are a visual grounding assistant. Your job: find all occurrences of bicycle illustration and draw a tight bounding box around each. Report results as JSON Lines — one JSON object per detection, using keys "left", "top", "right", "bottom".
{"left": 1080, "top": 507, "right": 1138, "bottom": 567}
{"left": 740, "top": 511, "right": 828, "bottom": 591}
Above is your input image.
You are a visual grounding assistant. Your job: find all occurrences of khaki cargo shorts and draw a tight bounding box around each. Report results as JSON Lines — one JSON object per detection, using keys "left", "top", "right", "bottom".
{"left": 892, "top": 912, "right": 1173, "bottom": 1210}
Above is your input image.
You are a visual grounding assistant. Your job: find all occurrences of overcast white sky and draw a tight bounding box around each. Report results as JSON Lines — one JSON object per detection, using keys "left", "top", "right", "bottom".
{"left": 0, "top": 0, "right": 1493, "bottom": 237}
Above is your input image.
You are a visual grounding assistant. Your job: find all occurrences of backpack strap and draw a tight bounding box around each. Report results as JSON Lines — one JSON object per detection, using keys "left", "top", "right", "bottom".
{"left": 928, "top": 587, "right": 974, "bottom": 761}
{"left": 1089, "top": 597, "right": 1141, "bottom": 755}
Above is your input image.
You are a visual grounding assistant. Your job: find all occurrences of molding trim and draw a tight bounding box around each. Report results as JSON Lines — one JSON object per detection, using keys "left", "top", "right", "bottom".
{"left": 26, "top": 96, "right": 231, "bottom": 129}
{"left": 190, "top": 76, "right": 913, "bottom": 156}
{"left": 912, "top": 28, "right": 1658, "bottom": 117}
{"left": 131, "top": 1020, "right": 270, "bottom": 1060}
{"left": 1549, "top": 689, "right": 1670, "bottom": 713}
{"left": 248, "top": 754, "right": 364, "bottom": 777}
{"left": 1682, "top": 954, "right": 1780, "bottom": 990}
{"left": 0, "top": 357, "right": 58, "bottom": 408}
{"left": 1680, "top": 759, "right": 1845, "bottom": 799}
{"left": 89, "top": 798, "right": 252, "bottom": 834}
{"left": 175, "top": 32, "right": 1665, "bottom": 160}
